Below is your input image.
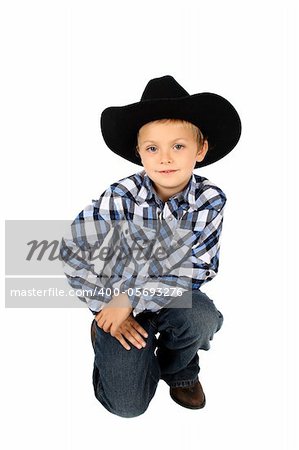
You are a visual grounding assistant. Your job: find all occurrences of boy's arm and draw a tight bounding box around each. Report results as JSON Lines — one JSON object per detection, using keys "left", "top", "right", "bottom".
{"left": 59, "top": 189, "right": 126, "bottom": 314}
{"left": 189, "top": 199, "right": 226, "bottom": 289}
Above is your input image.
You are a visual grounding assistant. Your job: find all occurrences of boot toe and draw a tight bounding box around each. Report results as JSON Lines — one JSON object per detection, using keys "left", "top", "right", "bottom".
{"left": 170, "top": 379, "right": 206, "bottom": 409}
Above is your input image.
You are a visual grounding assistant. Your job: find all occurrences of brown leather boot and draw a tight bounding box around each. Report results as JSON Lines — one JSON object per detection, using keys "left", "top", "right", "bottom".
{"left": 170, "top": 379, "right": 206, "bottom": 409}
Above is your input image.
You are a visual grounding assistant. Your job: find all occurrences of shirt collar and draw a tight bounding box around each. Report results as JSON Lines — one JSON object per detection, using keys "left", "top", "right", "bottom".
{"left": 135, "top": 169, "right": 197, "bottom": 210}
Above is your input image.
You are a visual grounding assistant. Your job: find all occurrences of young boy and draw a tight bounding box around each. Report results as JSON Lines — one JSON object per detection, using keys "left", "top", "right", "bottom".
{"left": 59, "top": 75, "right": 241, "bottom": 418}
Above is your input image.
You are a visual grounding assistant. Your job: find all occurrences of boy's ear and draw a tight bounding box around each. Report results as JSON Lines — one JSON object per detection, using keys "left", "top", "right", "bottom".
{"left": 134, "top": 146, "right": 140, "bottom": 158}
{"left": 196, "top": 140, "right": 209, "bottom": 162}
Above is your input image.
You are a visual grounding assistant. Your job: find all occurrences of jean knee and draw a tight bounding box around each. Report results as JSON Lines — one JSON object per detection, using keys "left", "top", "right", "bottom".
{"left": 111, "top": 404, "right": 149, "bottom": 418}
{"left": 97, "top": 391, "right": 151, "bottom": 418}
{"left": 92, "top": 333, "right": 158, "bottom": 418}
{"left": 191, "top": 291, "right": 224, "bottom": 335}
{"left": 93, "top": 363, "right": 150, "bottom": 418}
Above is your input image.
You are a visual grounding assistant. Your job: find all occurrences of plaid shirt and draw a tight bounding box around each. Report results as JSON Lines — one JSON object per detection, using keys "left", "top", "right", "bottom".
{"left": 59, "top": 169, "right": 227, "bottom": 315}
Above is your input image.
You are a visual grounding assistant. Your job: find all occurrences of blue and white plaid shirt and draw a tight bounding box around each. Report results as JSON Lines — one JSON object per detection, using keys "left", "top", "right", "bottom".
{"left": 59, "top": 169, "right": 227, "bottom": 315}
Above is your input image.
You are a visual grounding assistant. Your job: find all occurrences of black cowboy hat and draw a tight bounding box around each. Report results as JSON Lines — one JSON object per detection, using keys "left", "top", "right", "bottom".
{"left": 100, "top": 75, "right": 242, "bottom": 168}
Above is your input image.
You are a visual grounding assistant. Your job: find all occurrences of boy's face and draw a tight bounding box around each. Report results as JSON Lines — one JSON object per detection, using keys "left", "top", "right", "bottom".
{"left": 136, "top": 121, "right": 208, "bottom": 202}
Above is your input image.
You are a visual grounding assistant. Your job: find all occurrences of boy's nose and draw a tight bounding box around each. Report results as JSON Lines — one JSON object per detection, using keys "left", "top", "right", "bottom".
{"left": 159, "top": 149, "right": 173, "bottom": 164}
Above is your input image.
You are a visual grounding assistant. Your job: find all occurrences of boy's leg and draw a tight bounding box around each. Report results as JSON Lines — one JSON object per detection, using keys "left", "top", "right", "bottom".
{"left": 92, "top": 311, "right": 160, "bottom": 418}
{"left": 153, "top": 290, "right": 224, "bottom": 387}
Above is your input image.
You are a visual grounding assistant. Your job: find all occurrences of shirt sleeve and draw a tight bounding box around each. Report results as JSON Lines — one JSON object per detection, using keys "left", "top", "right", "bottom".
{"left": 127, "top": 193, "right": 227, "bottom": 316}
{"left": 190, "top": 196, "right": 226, "bottom": 289}
{"left": 59, "top": 188, "right": 125, "bottom": 315}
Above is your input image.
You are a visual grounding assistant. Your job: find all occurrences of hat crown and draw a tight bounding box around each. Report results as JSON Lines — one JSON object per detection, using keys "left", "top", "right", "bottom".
{"left": 140, "top": 75, "right": 189, "bottom": 101}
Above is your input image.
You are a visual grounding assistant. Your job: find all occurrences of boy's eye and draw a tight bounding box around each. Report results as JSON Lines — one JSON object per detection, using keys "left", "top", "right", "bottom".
{"left": 146, "top": 146, "right": 157, "bottom": 153}
{"left": 146, "top": 144, "right": 184, "bottom": 153}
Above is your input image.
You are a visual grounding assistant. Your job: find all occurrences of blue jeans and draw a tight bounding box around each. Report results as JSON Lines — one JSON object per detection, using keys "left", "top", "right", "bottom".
{"left": 92, "top": 289, "right": 223, "bottom": 418}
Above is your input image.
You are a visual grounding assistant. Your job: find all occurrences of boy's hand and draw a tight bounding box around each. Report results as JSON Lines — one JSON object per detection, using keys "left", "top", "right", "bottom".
{"left": 113, "top": 314, "right": 148, "bottom": 350}
{"left": 95, "top": 293, "right": 133, "bottom": 337}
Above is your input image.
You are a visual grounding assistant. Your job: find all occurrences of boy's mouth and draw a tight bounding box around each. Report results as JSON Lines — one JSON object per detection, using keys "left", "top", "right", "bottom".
{"left": 157, "top": 169, "right": 178, "bottom": 174}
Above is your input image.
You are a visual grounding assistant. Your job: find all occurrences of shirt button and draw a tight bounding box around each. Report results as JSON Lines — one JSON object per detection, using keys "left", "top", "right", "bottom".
{"left": 169, "top": 217, "right": 173, "bottom": 221}
{"left": 206, "top": 271, "right": 210, "bottom": 276}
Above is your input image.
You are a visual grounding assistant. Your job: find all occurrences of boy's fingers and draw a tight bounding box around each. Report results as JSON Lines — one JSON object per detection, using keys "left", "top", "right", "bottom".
{"left": 102, "top": 321, "right": 111, "bottom": 333}
{"left": 111, "top": 317, "right": 149, "bottom": 349}
{"left": 114, "top": 333, "right": 131, "bottom": 351}
{"left": 95, "top": 318, "right": 103, "bottom": 328}
{"left": 130, "top": 320, "right": 149, "bottom": 338}
{"left": 122, "top": 328, "right": 147, "bottom": 349}
{"left": 109, "top": 324, "right": 118, "bottom": 337}
{"left": 130, "top": 318, "right": 148, "bottom": 337}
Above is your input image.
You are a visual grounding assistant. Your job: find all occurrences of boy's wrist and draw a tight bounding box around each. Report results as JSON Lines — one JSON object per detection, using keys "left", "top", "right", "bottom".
{"left": 109, "top": 292, "right": 133, "bottom": 310}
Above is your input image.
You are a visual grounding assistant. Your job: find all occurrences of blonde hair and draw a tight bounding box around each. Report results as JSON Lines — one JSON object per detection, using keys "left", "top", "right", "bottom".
{"left": 135, "top": 118, "right": 206, "bottom": 157}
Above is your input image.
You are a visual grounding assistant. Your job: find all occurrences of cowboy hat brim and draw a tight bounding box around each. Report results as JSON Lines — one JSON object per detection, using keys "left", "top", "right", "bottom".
{"left": 100, "top": 92, "right": 242, "bottom": 168}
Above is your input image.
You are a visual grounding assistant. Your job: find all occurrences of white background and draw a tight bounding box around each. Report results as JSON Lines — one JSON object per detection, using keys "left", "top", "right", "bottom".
{"left": 1, "top": 0, "right": 298, "bottom": 449}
